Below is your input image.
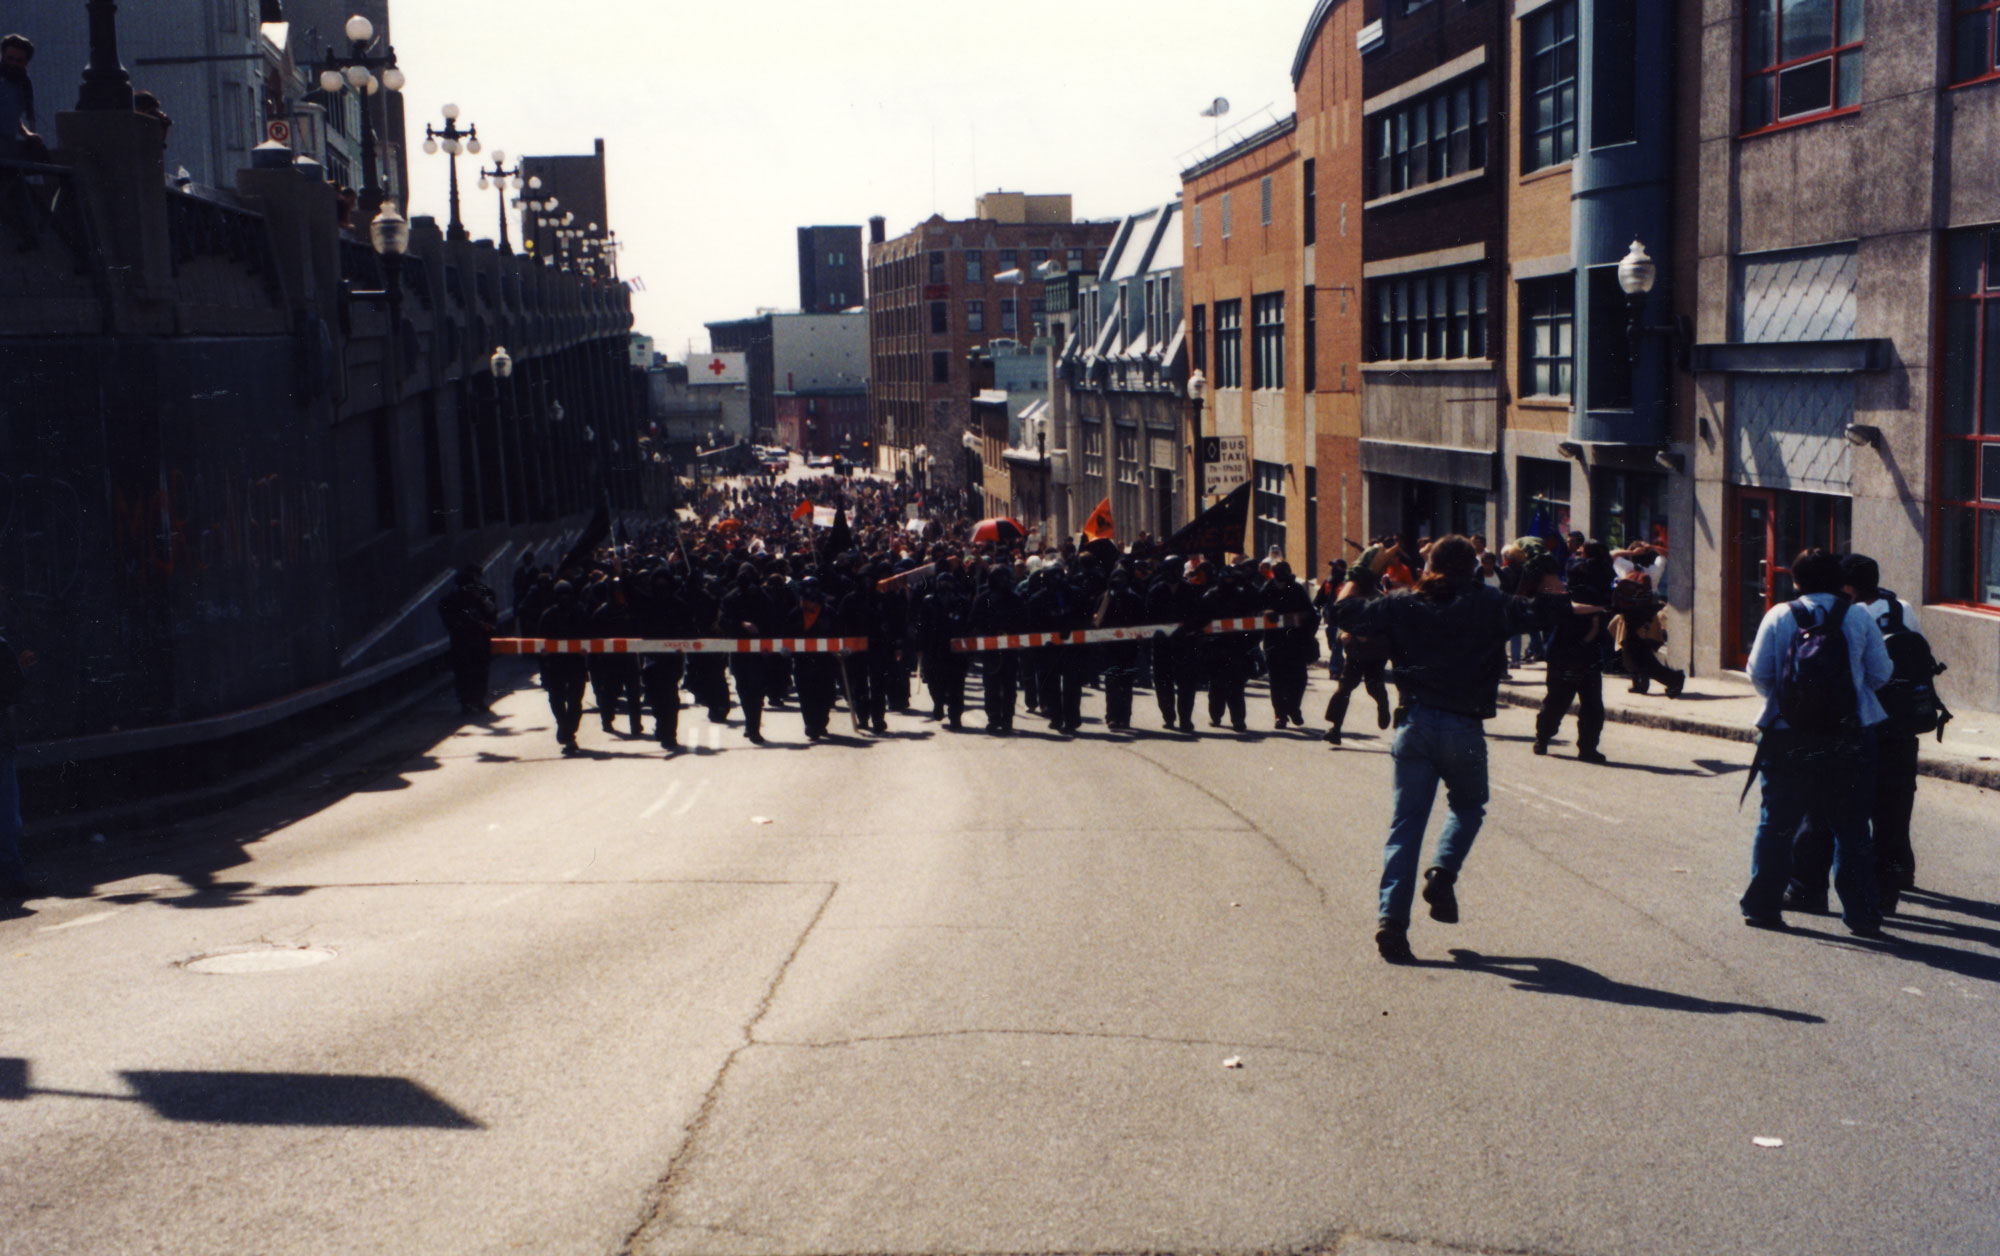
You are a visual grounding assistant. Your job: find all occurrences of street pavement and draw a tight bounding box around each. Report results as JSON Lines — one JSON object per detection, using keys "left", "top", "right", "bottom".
{"left": 3, "top": 662, "right": 1996, "bottom": 1256}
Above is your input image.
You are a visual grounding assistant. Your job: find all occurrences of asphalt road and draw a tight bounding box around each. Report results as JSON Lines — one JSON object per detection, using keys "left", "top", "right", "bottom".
{"left": 3, "top": 664, "right": 1996, "bottom": 1256}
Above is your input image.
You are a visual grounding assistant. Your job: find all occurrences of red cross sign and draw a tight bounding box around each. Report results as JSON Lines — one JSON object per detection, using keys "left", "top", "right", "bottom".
{"left": 707, "top": 357, "right": 728, "bottom": 376}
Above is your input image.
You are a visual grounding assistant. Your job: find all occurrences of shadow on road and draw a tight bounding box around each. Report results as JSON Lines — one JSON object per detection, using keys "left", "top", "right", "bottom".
{"left": 1, "top": 1057, "right": 482, "bottom": 1128}
{"left": 1442, "top": 948, "right": 1827, "bottom": 1023}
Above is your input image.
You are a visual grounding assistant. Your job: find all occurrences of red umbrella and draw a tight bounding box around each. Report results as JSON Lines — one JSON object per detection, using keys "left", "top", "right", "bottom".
{"left": 970, "top": 517, "right": 1026, "bottom": 546}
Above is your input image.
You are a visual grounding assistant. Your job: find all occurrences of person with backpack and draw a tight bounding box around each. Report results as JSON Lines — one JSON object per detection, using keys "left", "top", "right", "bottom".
{"left": 1784, "top": 554, "right": 1948, "bottom": 916}
{"left": 1739, "top": 549, "right": 1894, "bottom": 938}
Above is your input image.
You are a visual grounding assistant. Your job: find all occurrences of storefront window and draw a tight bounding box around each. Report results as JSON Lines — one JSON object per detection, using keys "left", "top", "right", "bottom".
{"left": 1516, "top": 457, "right": 1572, "bottom": 540}
{"left": 1938, "top": 225, "right": 2000, "bottom": 607}
{"left": 1593, "top": 470, "right": 1669, "bottom": 552}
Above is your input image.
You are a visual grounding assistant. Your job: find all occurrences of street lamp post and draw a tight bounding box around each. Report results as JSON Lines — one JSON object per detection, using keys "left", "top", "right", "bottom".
{"left": 478, "top": 153, "right": 527, "bottom": 253}
{"left": 319, "top": 15, "right": 405, "bottom": 220}
{"left": 369, "top": 201, "right": 411, "bottom": 394}
{"left": 77, "top": 0, "right": 134, "bottom": 111}
{"left": 421, "top": 104, "right": 479, "bottom": 244}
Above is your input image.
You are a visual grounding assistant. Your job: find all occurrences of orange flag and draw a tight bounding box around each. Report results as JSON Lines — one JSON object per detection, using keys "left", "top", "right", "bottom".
{"left": 791, "top": 500, "right": 814, "bottom": 521}
{"left": 1082, "top": 497, "right": 1114, "bottom": 543}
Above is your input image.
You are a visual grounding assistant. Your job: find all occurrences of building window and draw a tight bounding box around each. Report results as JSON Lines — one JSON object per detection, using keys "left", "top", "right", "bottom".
{"left": 1519, "top": 275, "right": 1574, "bottom": 398}
{"left": 928, "top": 252, "right": 945, "bottom": 284}
{"left": 1524, "top": 0, "right": 1579, "bottom": 171}
{"left": 1517, "top": 457, "right": 1572, "bottom": 538}
{"left": 1001, "top": 298, "right": 1018, "bottom": 334}
{"left": 1260, "top": 176, "right": 1274, "bottom": 226}
{"left": 1744, "top": 0, "right": 1863, "bottom": 131}
{"left": 1303, "top": 159, "right": 1317, "bottom": 246}
{"left": 1585, "top": 267, "right": 1633, "bottom": 409}
{"left": 1030, "top": 248, "right": 1049, "bottom": 265}
{"left": 1082, "top": 423, "right": 1106, "bottom": 480}
{"left": 999, "top": 248, "right": 1017, "bottom": 272}
{"left": 1221, "top": 192, "right": 1233, "bottom": 239}
{"left": 1191, "top": 304, "right": 1207, "bottom": 372}
{"left": 1030, "top": 297, "right": 1046, "bottom": 336}
{"left": 1214, "top": 299, "right": 1243, "bottom": 388}
{"left": 1252, "top": 292, "right": 1285, "bottom": 390}
{"left": 1369, "top": 75, "right": 1489, "bottom": 198}
{"left": 1939, "top": 226, "right": 2000, "bottom": 607}
{"left": 1193, "top": 203, "right": 1203, "bottom": 247}
{"left": 930, "top": 301, "right": 948, "bottom": 334}
{"left": 1954, "top": 0, "right": 2000, "bottom": 83}
{"left": 966, "top": 300, "right": 985, "bottom": 333}
{"left": 1067, "top": 249, "right": 1083, "bottom": 271}
{"left": 1254, "top": 461, "right": 1287, "bottom": 559}
{"left": 1304, "top": 286, "right": 1318, "bottom": 392}
{"left": 965, "top": 250, "right": 983, "bottom": 284}
{"left": 1371, "top": 268, "right": 1489, "bottom": 362}
{"left": 932, "top": 351, "right": 950, "bottom": 383}
{"left": 1116, "top": 428, "right": 1143, "bottom": 487}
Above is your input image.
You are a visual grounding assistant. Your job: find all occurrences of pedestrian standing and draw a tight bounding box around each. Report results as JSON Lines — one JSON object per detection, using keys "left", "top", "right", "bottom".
{"left": 1331, "top": 536, "right": 1570, "bottom": 962}
{"left": 1146, "top": 557, "right": 1202, "bottom": 734}
{"left": 1261, "top": 561, "right": 1315, "bottom": 729}
{"left": 535, "top": 583, "right": 590, "bottom": 756}
{"left": 1739, "top": 549, "right": 1892, "bottom": 938}
{"left": 438, "top": 565, "right": 497, "bottom": 716}
{"left": 1095, "top": 566, "right": 1146, "bottom": 731}
{"left": 1, "top": 34, "right": 44, "bottom": 251}
{"left": 1534, "top": 547, "right": 1613, "bottom": 763}
{"left": 971, "top": 563, "right": 1025, "bottom": 735}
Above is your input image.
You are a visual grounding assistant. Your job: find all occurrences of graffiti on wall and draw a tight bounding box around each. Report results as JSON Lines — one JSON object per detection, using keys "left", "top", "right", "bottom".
{"left": 112, "top": 469, "right": 331, "bottom": 584}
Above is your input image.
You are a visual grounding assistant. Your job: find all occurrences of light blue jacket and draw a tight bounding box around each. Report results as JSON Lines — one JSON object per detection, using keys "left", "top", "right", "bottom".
{"left": 1747, "top": 593, "right": 1893, "bottom": 730}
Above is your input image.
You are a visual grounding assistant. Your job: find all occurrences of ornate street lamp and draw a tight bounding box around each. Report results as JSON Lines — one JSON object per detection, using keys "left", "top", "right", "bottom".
{"left": 370, "top": 200, "right": 411, "bottom": 388}
{"left": 479, "top": 153, "right": 529, "bottom": 254}
{"left": 422, "top": 103, "right": 480, "bottom": 243}
{"left": 319, "top": 15, "right": 405, "bottom": 219}
{"left": 78, "top": 0, "right": 134, "bottom": 111}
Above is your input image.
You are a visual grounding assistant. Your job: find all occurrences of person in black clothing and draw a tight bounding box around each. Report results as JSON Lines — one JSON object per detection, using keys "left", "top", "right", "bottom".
{"left": 1200, "top": 565, "right": 1257, "bottom": 732}
{"left": 535, "top": 582, "right": 591, "bottom": 755}
{"left": 1095, "top": 566, "right": 1147, "bottom": 731}
{"left": 1612, "top": 573, "right": 1685, "bottom": 697}
{"left": 683, "top": 573, "right": 732, "bottom": 725}
{"left": 1313, "top": 558, "right": 1349, "bottom": 679}
{"left": 634, "top": 570, "right": 693, "bottom": 752}
{"left": 438, "top": 565, "right": 497, "bottom": 716}
{"left": 1324, "top": 566, "right": 1393, "bottom": 746}
{"left": 1261, "top": 562, "right": 1315, "bottom": 729}
{"left": 589, "top": 576, "right": 645, "bottom": 736}
{"left": 1027, "top": 567, "right": 1083, "bottom": 734}
{"left": 1146, "top": 557, "right": 1203, "bottom": 734}
{"left": 719, "top": 564, "right": 778, "bottom": 743}
{"left": 786, "top": 577, "right": 843, "bottom": 739}
{"left": 1535, "top": 547, "right": 1614, "bottom": 763}
{"left": 1332, "top": 535, "right": 1574, "bottom": 962}
{"left": 917, "top": 571, "right": 972, "bottom": 728}
{"left": 839, "top": 566, "right": 894, "bottom": 733}
{"left": 0, "top": 633, "right": 39, "bottom": 898}
{"left": 971, "top": 563, "right": 1026, "bottom": 734}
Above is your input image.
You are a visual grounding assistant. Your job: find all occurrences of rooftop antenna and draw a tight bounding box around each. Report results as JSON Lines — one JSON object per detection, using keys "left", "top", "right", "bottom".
{"left": 1200, "top": 96, "right": 1231, "bottom": 156}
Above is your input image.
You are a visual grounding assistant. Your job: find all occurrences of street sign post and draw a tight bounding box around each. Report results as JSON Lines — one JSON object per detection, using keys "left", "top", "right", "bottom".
{"left": 1200, "top": 435, "right": 1248, "bottom": 498}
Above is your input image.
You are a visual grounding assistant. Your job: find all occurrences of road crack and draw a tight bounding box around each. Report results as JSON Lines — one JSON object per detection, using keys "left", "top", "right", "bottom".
{"left": 615, "top": 879, "right": 839, "bottom": 1256}
{"left": 1117, "top": 746, "right": 1334, "bottom": 913}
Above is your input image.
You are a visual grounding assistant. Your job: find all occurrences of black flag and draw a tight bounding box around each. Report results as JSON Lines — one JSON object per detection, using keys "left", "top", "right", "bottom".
{"left": 821, "top": 506, "right": 853, "bottom": 563}
{"left": 1162, "top": 483, "right": 1251, "bottom": 563}
{"left": 558, "top": 496, "right": 613, "bottom": 574}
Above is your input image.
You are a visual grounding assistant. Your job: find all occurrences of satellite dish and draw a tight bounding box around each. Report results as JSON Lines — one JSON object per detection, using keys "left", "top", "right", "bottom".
{"left": 1200, "top": 97, "right": 1231, "bottom": 119}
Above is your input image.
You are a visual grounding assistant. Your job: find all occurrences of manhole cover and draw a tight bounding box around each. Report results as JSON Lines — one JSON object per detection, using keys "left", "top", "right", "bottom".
{"left": 183, "top": 946, "right": 336, "bottom": 974}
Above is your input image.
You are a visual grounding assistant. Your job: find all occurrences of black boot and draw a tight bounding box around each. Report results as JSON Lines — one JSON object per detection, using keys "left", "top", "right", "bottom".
{"left": 1421, "top": 867, "right": 1459, "bottom": 924}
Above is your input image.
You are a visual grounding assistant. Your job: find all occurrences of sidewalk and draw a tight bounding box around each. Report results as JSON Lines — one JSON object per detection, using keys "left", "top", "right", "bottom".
{"left": 1496, "top": 662, "right": 2000, "bottom": 791}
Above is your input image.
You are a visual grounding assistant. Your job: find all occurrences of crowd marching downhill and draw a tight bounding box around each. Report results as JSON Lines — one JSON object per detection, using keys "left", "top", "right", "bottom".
{"left": 431, "top": 463, "right": 1949, "bottom": 963}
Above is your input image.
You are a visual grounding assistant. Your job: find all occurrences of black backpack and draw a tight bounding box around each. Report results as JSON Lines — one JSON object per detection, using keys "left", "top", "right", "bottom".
{"left": 1873, "top": 592, "right": 1951, "bottom": 739}
{"left": 1776, "top": 598, "right": 1857, "bottom": 735}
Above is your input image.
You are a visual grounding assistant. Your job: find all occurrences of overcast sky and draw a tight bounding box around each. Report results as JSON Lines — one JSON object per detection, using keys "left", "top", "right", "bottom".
{"left": 391, "top": 0, "right": 1311, "bottom": 359}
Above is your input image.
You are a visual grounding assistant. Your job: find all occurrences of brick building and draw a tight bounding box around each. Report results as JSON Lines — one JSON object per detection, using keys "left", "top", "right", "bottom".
{"left": 797, "top": 225, "right": 864, "bottom": 313}
{"left": 1179, "top": 0, "right": 1366, "bottom": 574}
{"left": 867, "top": 194, "right": 1117, "bottom": 489}
{"left": 521, "top": 138, "right": 609, "bottom": 270}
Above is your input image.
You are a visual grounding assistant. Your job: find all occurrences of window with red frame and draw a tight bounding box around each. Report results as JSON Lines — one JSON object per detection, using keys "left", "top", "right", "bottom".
{"left": 1954, "top": 0, "right": 2000, "bottom": 84}
{"left": 1938, "top": 227, "right": 2000, "bottom": 608}
{"left": 1742, "top": 0, "right": 1862, "bottom": 132}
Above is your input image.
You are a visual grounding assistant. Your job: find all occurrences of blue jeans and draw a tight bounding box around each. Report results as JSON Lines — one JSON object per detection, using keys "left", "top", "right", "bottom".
{"left": 1741, "top": 727, "right": 1879, "bottom": 930}
{"left": 0, "top": 747, "right": 24, "bottom": 880}
{"left": 1381, "top": 704, "right": 1489, "bottom": 924}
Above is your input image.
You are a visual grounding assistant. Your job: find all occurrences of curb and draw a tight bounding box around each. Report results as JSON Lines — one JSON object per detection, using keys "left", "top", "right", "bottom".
{"left": 1495, "top": 688, "right": 2000, "bottom": 793}
{"left": 24, "top": 673, "right": 456, "bottom": 853}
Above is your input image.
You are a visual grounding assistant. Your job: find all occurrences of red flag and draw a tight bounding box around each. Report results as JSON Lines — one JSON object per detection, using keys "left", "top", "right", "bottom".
{"left": 791, "top": 500, "right": 814, "bottom": 521}
{"left": 1082, "top": 497, "right": 1114, "bottom": 543}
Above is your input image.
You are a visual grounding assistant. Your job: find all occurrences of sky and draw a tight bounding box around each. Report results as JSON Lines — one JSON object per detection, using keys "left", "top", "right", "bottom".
{"left": 391, "top": 0, "right": 1312, "bottom": 359}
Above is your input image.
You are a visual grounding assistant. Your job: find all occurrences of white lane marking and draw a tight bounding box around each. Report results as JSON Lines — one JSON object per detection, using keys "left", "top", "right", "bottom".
{"left": 708, "top": 727, "right": 723, "bottom": 752}
{"left": 1509, "top": 780, "right": 1624, "bottom": 825}
{"left": 485, "top": 887, "right": 539, "bottom": 912}
{"left": 674, "top": 780, "right": 709, "bottom": 816}
{"left": 40, "top": 910, "right": 120, "bottom": 933}
{"left": 639, "top": 782, "right": 683, "bottom": 820}
{"left": 561, "top": 867, "right": 586, "bottom": 880}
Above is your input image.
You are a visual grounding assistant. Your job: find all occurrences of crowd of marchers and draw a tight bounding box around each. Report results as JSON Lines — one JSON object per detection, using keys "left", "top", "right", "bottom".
{"left": 425, "top": 471, "right": 1951, "bottom": 966}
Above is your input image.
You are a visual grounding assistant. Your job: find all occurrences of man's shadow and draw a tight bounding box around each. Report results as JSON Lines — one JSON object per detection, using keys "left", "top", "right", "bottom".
{"left": 1442, "top": 949, "right": 1825, "bottom": 1023}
